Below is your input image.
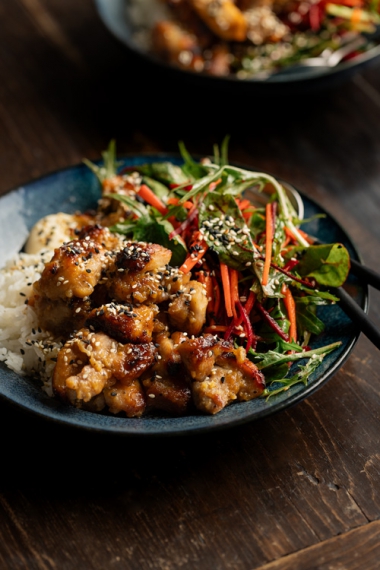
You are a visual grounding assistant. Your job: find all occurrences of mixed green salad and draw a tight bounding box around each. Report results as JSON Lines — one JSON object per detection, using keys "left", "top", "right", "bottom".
{"left": 85, "top": 140, "right": 349, "bottom": 400}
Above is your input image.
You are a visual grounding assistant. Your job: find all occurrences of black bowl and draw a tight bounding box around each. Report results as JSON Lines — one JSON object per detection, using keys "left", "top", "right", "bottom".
{"left": 94, "top": 0, "right": 380, "bottom": 95}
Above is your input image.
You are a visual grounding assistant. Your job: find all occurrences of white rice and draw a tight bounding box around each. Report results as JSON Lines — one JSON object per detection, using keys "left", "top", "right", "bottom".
{"left": 0, "top": 250, "right": 63, "bottom": 396}
{"left": 125, "top": 0, "right": 171, "bottom": 50}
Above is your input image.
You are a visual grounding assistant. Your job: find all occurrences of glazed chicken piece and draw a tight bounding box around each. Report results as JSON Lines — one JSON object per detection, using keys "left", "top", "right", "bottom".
{"left": 107, "top": 241, "right": 175, "bottom": 304}
{"left": 53, "top": 329, "right": 156, "bottom": 416}
{"left": 85, "top": 302, "right": 159, "bottom": 344}
{"left": 177, "top": 334, "right": 265, "bottom": 414}
{"left": 189, "top": 0, "right": 248, "bottom": 41}
{"left": 34, "top": 225, "right": 120, "bottom": 301}
{"left": 141, "top": 330, "right": 192, "bottom": 415}
{"left": 31, "top": 225, "right": 121, "bottom": 336}
{"left": 168, "top": 280, "right": 208, "bottom": 336}
{"left": 152, "top": 20, "right": 205, "bottom": 72}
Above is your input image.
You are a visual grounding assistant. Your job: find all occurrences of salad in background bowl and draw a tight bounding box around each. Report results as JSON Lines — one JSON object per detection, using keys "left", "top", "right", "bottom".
{"left": 95, "top": 0, "right": 380, "bottom": 86}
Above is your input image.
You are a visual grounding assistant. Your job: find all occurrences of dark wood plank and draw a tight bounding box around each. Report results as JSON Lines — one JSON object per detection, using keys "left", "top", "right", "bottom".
{"left": 1, "top": 1, "right": 380, "bottom": 569}
{"left": 258, "top": 520, "right": 380, "bottom": 570}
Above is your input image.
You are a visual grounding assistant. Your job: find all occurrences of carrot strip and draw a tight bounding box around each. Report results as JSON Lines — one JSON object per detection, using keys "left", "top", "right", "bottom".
{"left": 236, "top": 198, "right": 251, "bottom": 210}
{"left": 204, "top": 325, "right": 228, "bottom": 333}
{"left": 284, "top": 226, "right": 314, "bottom": 245}
{"left": 179, "top": 231, "right": 208, "bottom": 274}
{"left": 351, "top": 7, "right": 362, "bottom": 25}
{"left": 167, "top": 197, "right": 193, "bottom": 209}
{"left": 283, "top": 285, "right": 297, "bottom": 342}
{"left": 262, "top": 203, "right": 273, "bottom": 286}
{"left": 212, "top": 276, "right": 221, "bottom": 317}
{"left": 230, "top": 268, "right": 239, "bottom": 320}
{"left": 209, "top": 178, "right": 222, "bottom": 191}
{"left": 220, "top": 262, "right": 233, "bottom": 318}
{"left": 138, "top": 184, "right": 168, "bottom": 215}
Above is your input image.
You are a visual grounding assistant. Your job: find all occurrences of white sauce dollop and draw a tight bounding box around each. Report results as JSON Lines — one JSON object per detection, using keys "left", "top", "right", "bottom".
{"left": 25, "top": 213, "right": 79, "bottom": 254}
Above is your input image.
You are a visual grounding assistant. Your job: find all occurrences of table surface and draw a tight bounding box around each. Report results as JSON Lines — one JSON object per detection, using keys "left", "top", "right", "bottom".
{"left": 2, "top": 1, "right": 380, "bottom": 569}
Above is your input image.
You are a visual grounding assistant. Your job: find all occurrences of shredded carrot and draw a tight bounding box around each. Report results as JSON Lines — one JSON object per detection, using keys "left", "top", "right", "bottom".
{"left": 212, "top": 276, "right": 221, "bottom": 317}
{"left": 167, "top": 197, "right": 193, "bottom": 209}
{"left": 220, "top": 262, "right": 233, "bottom": 318}
{"left": 209, "top": 178, "right": 222, "bottom": 191}
{"left": 236, "top": 198, "right": 251, "bottom": 210}
{"left": 284, "top": 226, "right": 314, "bottom": 245}
{"left": 138, "top": 184, "right": 168, "bottom": 216}
{"left": 204, "top": 325, "right": 228, "bottom": 333}
{"left": 283, "top": 285, "right": 297, "bottom": 342}
{"left": 262, "top": 203, "right": 273, "bottom": 286}
{"left": 230, "top": 268, "right": 239, "bottom": 320}
{"left": 351, "top": 7, "right": 363, "bottom": 25}
{"left": 179, "top": 231, "right": 208, "bottom": 274}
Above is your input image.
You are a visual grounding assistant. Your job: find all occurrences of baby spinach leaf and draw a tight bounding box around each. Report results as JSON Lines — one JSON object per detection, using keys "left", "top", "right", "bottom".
{"left": 294, "top": 243, "right": 350, "bottom": 287}
{"left": 199, "top": 191, "right": 258, "bottom": 271}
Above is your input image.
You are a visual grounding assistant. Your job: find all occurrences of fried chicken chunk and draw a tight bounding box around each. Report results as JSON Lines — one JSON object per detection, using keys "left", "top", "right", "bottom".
{"left": 177, "top": 334, "right": 265, "bottom": 414}
{"left": 85, "top": 302, "right": 159, "bottom": 344}
{"left": 168, "top": 280, "right": 208, "bottom": 336}
{"left": 107, "top": 242, "right": 173, "bottom": 304}
{"left": 31, "top": 225, "right": 121, "bottom": 336}
{"left": 141, "top": 331, "right": 192, "bottom": 415}
{"left": 53, "top": 329, "right": 156, "bottom": 416}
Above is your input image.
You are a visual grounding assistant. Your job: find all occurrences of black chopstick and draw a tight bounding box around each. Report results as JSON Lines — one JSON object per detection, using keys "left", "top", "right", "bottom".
{"left": 349, "top": 259, "right": 380, "bottom": 291}
{"left": 332, "top": 287, "right": 380, "bottom": 350}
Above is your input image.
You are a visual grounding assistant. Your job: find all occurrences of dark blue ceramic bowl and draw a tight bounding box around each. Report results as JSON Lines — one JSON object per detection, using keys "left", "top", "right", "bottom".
{"left": 0, "top": 154, "right": 367, "bottom": 436}
{"left": 94, "top": 0, "right": 380, "bottom": 94}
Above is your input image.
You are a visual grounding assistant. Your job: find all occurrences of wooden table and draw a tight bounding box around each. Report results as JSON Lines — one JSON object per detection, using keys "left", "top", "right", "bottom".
{"left": 1, "top": 1, "right": 380, "bottom": 568}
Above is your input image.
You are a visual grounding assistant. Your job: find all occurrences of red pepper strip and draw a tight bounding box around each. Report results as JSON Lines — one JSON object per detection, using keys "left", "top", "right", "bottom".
{"left": 237, "top": 301, "right": 256, "bottom": 352}
{"left": 229, "top": 290, "right": 256, "bottom": 330}
{"left": 168, "top": 204, "right": 198, "bottom": 240}
{"left": 255, "top": 302, "right": 290, "bottom": 342}
{"left": 283, "top": 258, "right": 299, "bottom": 272}
{"left": 224, "top": 317, "right": 237, "bottom": 342}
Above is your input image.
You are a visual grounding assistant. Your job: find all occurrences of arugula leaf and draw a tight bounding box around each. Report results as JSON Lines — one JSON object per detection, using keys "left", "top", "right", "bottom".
{"left": 251, "top": 340, "right": 340, "bottom": 368}
{"left": 295, "top": 304, "right": 325, "bottom": 336}
{"left": 292, "top": 243, "right": 350, "bottom": 287}
{"left": 135, "top": 162, "right": 189, "bottom": 186}
{"left": 261, "top": 350, "right": 334, "bottom": 399}
{"left": 110, "top": 193, "right": 148, "bottom": 217}
{"left": 83, "top": 139, "right": 119, "bottom": 183}
{"left": 178, "top": 141, "right": 209, "bottom": 180}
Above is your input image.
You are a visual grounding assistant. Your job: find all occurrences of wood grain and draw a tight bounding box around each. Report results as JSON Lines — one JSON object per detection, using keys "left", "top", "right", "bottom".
{"left": 1, "top": 0, "right": 380, "bottom": 569}
{"left": 259, "top": 520, "right": 380, "bottom": 570}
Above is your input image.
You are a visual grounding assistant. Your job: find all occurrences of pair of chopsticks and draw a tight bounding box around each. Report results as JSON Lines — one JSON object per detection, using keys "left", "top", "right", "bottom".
{"left": 332, "top": 258, "right": 380, "bottom": 349}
